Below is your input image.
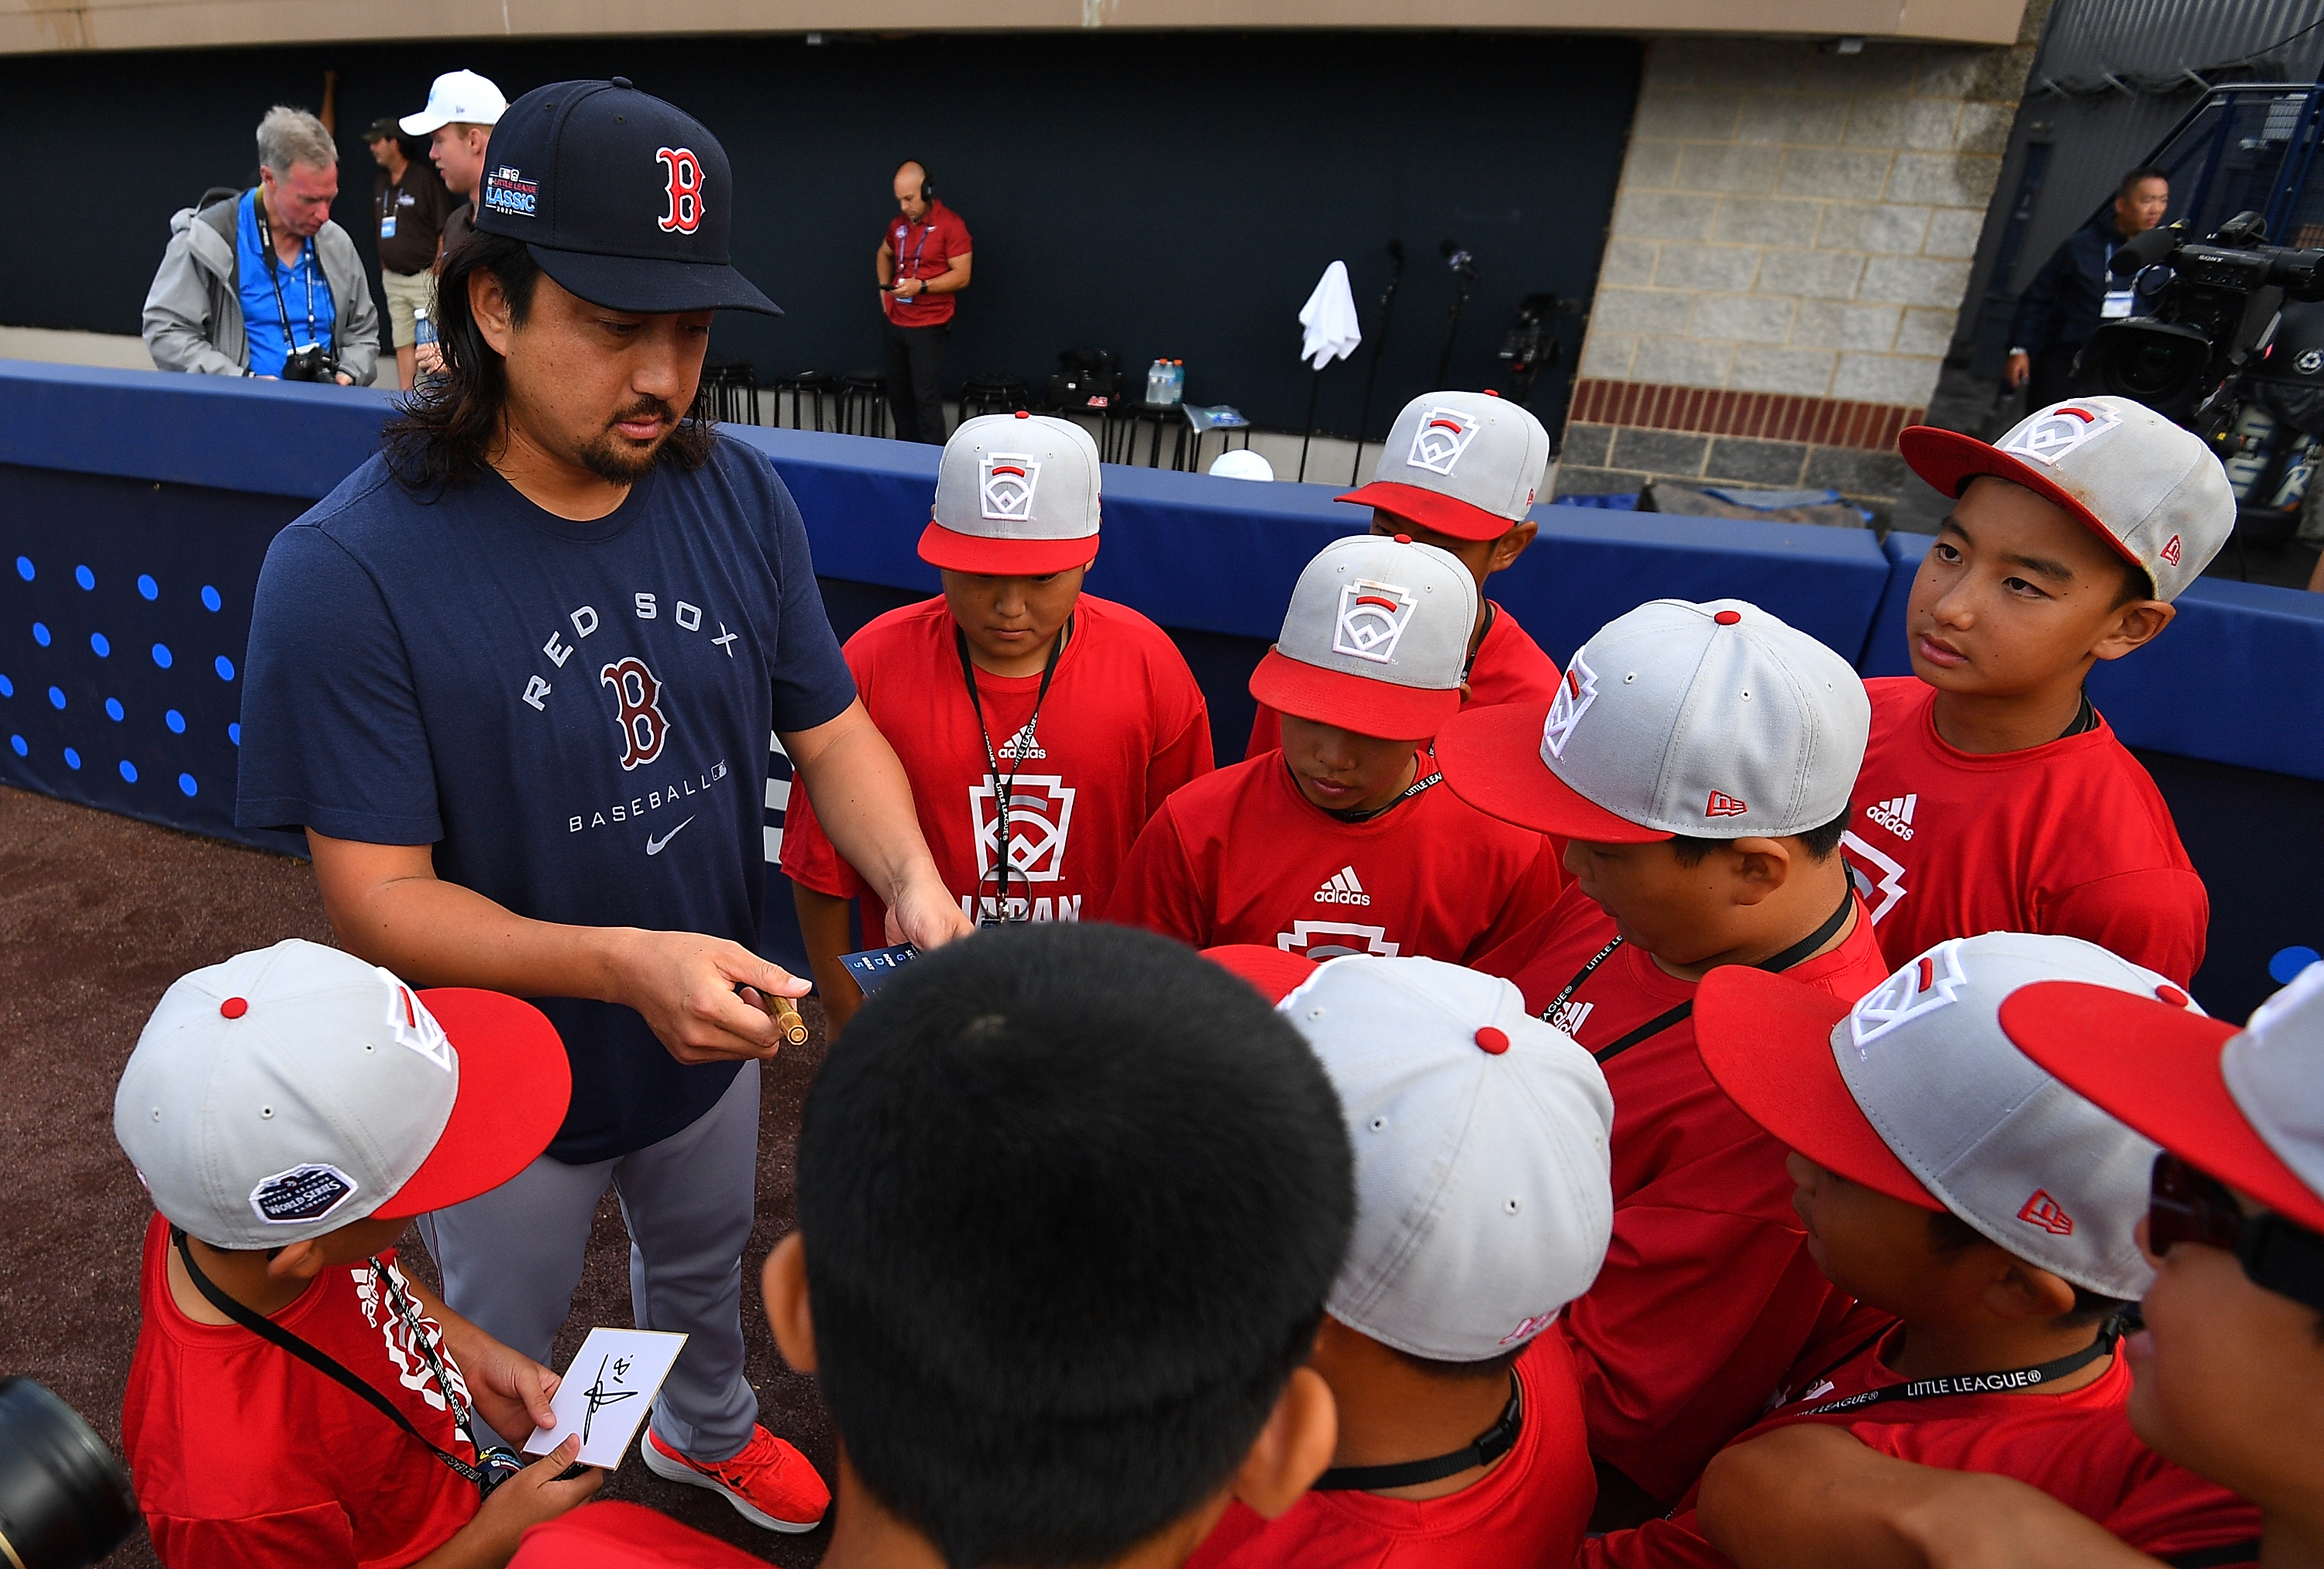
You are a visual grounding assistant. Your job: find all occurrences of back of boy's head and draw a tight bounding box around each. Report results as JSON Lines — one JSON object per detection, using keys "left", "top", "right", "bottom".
{"left": 795, "top": 923, "right": 1356, "bottom": 1569}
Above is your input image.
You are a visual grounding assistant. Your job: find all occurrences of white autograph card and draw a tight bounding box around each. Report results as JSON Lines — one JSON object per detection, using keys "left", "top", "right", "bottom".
{"left": 523, "top": 1327, "right": 689, "bottom": 1468}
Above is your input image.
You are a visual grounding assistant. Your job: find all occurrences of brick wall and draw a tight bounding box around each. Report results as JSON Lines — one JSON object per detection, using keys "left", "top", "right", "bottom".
{"left": 1558, "top": 34, "right": 2033, "bottom": 516}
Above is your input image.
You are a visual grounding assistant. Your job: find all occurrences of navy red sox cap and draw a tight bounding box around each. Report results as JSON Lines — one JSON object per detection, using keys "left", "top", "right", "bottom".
{"left": 472, "top": 77, "right": 780, "bottom": 317}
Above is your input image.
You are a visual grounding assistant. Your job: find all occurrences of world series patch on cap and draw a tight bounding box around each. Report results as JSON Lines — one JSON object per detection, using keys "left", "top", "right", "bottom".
{"left": 919, "top": 413, "right": 1102, "bottom": 575}
{"left": 1247, "top": 534, "right": 1477, "bottom": 741}
{"left": 472, "top": 77, "right": 779, "bottom": 316}
{"left": 1337, "top": 390, "right": 1552, "bottom": 543}
{"left": 1438, "top": 598, "right": 1868, "bottom": 842}
{"left": 1697, "top": 932, "right": 2181, "bottom": 1301}
{"left": 114, "top": 939, "right": 570, "bottom": 1249}
{"left": 1899, "top": 395, "right": 2233, "bottom": 603}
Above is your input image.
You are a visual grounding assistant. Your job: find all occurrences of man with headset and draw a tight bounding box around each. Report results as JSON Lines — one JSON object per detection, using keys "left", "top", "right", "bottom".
{"left": 875, "top": 159, "right": 973, "bottom": 444}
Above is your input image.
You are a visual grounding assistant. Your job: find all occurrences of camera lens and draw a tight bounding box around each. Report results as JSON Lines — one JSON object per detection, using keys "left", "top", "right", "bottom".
{"left": 0, "top": 1378, "right": 140, "bottom": 1569}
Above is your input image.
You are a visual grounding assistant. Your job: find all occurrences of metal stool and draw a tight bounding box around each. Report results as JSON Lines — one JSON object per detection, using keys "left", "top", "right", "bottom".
{"left": 959, "top": 373, "right": 1032, "bottom": 420}
{"left": 840, "top": 372, "right": 891, "bottom": 438}
{"left": 771, "top": 370, "right": 840, "bottom": 431}
{"left": 702, "top": 361, "right": 760, "bottom": 426}
{"left": 1109, "top": 400, "right": 1188, "bottom": 468}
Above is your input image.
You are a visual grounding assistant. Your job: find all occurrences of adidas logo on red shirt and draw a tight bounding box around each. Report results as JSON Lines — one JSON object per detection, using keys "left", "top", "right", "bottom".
{"left": 1315, "top": 865, "right": 1370, "bottom": 906}
{"left": 1866, "top": 793, "right": 1917, "bottom": 840}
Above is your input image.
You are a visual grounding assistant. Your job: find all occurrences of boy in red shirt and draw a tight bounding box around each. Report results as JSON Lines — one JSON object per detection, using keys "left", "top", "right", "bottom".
{"left": 1246, "top": 389, "right": 1559, "bottom": 758}
{"left": 1846, "top": 395, "right": 2234, "bottom": 986}
{"left": 1189, "top": 952, "right": 1612, "bottom": 1569}
{"left": 115, "top": 939, "right": 603, "bottom": 1569}
{"left": 1435, "top": 597, "right": 1893, "bottom": 1518}
{"left": 1590, "top": 929, "right": 2260, "bottom": 1567}
{"left": 783, "top": 411, "right": 1212, "bottom": 1028}
{"left": 1109, "top": 534, "right": 1563, "bottom": 962}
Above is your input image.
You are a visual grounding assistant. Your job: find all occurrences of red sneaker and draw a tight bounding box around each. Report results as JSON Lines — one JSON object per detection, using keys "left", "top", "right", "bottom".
{"left": 641, "top": 1424, "right": 830, "bottom": 1533}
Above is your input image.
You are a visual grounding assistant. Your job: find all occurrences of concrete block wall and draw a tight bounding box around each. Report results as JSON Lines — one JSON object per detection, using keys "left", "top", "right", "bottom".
{"left": 1560, "top": 33, "right": 2034, "bottom": 517}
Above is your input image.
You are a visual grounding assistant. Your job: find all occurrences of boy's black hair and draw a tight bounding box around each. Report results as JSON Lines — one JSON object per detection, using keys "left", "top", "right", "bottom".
{"left": 1667, "top": 804, "right": 1851, "bottom": 868}
{"left": 796, "top": 923, "right": 1356, "bottom": 1569}
{"left": 2117, "top": 164, "right": 2169, "bottom": 199}
{"left": 1924, "top": 1208, "right": 2136, "bottom": 1327}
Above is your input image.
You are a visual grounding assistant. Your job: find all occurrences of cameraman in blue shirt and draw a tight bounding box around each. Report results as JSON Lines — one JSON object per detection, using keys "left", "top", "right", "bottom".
{"left": 2006, "top": 167, "right": 2170, "bottom": 410}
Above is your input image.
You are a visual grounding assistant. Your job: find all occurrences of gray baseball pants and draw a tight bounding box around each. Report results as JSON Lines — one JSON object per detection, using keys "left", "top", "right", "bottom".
{"left": 417, "top": 1059, "right": 761, "bottom": 1461}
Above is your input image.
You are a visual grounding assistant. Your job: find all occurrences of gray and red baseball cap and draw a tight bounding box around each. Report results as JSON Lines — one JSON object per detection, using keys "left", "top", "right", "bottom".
{"left": 471, "top": 77, "right": 779, "bottom": 317}
{"left": 919, "top": 412, "right": 1102, "bottom": 575}
{"left": 1249, "top": 534, "right": 1477, "bottom": 741}
{"left": 1439, "top": 598, "right": 1868, "bottom": 843}
{"left": 1698, "top": 932, "right": 2183, "bottom": 1300}
{"left": 1900, "top": 396, "right": 2232, "bottom": 603}
{"left": 1339, "top": 390, "right": 1552, "bottom": 543}
{"left": 2001, "top": 957, "right": 2324, "bottom": 1235}
{"left": 115, "top": 939, "right": 569, "bottom": 1249}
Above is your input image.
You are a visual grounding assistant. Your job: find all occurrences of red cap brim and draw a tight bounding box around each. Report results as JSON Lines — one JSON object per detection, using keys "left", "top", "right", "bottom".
{"left": 916, "top": 520, "right": 1099, "bottom": 575}
{"left": 1202, "top": 945, "right": 1318, "bottom": 1004}
{"left": 1896, "top": 426, "right": 2146, "bottom": 577}
{"left": 1695, "top": 967, "right": 1939, "bottom": 1212}
{"left": 1336, "top": 481, "right": 1519, "bottom": 543}
{"left": 1999, "top": 983, "right": 2324, "bottom": 1233}
{"left": 1435, "top": 702, "right": 1669, "bottom": 843}
{"left": 1246, "top": 648, "right": 1458, "bottom": 741}
{"left": 373, "top": 989, "right": 571, "bottom": 1218}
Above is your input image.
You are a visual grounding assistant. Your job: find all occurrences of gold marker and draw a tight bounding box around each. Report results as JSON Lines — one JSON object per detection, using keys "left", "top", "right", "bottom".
{"left": 770, "top": 990, "right": 811, "bottom": 1048}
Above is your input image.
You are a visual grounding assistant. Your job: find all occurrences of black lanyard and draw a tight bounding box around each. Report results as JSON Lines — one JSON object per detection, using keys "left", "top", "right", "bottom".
{"left": 1545, "top": 887, "right": 1856, "bottom": 1066}
{"left": 1312, "top": 1371, "right": 1521, "bottom": 1492}
{"left": 1776, "top": 1320, "right": 2119, "bottom": 1420}
{"left": 253, "top": 197, "right": 330, "bottom": 354}
{"left": 170, "top": 1227, "right": 497, "bottom": 1490}
{"left": 1308, "top": 762, "right": 1444, "bottom": 825}
{"left": 956, "top": 619, "right": 1069, "bottom": 922}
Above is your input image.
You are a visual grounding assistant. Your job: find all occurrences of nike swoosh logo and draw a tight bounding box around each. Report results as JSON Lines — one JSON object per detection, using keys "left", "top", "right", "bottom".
{"left": 645, "top": 815, "right": 696, "bottom": 856}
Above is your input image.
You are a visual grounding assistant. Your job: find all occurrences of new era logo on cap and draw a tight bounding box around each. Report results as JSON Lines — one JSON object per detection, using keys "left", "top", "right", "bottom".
{"left": 1406, "top": 407, "right": 1483, "bottom": 476}
{"left": 1996, "top": 401, "right": 2123, "bottom": 466}
{"left": 1706, "top": 791, "right": 1748, "bottom": 818}
{"left": 2017, "top": 1189, "right": 2076, "bottom": 1235}
{"left": 979, "top": 453, "right": 1041, "bottom": 520}
{"left": 1333, "top": 579, "right": 1419, "bottom": 664}
{"left": 2161, "top": 534, "right": 2184, "bottom": 565}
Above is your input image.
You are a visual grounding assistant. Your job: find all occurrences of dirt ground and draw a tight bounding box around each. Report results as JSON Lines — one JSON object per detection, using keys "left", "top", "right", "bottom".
{"left": 0, "top": 785, "right": 837, "bottom": 1565}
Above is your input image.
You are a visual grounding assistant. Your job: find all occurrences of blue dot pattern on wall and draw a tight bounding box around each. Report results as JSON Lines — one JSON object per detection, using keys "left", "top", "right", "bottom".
{"left": 105, "top": 698, "right": 123, "bottom": 722}
{"left": 2271, "top": 946, "right": 2322, "bottom": 985}
{"left": 46, "top": 687, "right": 64, "bottom": 709}
{"left": 74, "top": 565, "right": 94, "bottom": 591}
{"left": 138, "top": 575, "right": 159, "bottom": 601}
{"left": 152, "top": 643, "right": 172, "bottom": 668}
{"left": 229, "top": 723, "right": 242, "bottom": 745}
{"left": 63, "top": 747, "right": 80, "bottom": 770}
{"left": 166, "top": 709, "right": 185, "bottom": 733}
{"left": 14, "top": 558, "right": 31, "bottom": 582}
{"left": 32, "top": 623, "right": 50, "bottom": 647}
{"left": 119, "top": 760, "right": 137, "bottom": 782}
{"left": 8, "top": 735, "right": 23, "bottom": 757}
{"left": 0, "top": 675, "right": 11, "bottom": 698}
{"left": 201, "top": 585, "right": 222, "bottom": 613}
{"left": 215, "top": 655, "right": 235, "bottom": 682}
{"left": 91, "top": 632, "right": 110, "bottom": 657}
{"left": 178, "top": 773, "right": 198, "bottom": 797}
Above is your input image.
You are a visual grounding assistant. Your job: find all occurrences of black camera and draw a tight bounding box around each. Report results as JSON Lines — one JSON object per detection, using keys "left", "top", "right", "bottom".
{"left": 280, "top": 341, "right": 340, "bottom": 383}
{"left": 2077, "top": 211, "right": 2324, "bottom": 426}
{"left": 0, "top": 1377, "right": 139, "bottom": 1568}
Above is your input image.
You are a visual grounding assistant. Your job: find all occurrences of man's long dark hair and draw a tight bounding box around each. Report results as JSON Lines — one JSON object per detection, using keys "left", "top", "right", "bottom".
{"left": 383, "top": 233, "right": 716, "bottom": 490}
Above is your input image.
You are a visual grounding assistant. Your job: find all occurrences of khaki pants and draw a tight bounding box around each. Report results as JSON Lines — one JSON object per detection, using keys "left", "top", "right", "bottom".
{"left": 380, "top": 268, "right": 435, "bottom": 350}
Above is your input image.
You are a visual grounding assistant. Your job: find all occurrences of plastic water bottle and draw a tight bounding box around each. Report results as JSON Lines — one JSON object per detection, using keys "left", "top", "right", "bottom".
{"left": 1147, "top": 359, "right": 1171, "bottom": 403}
{"left": 1166, "top": 359, "right": 1186, "bottom": 404}
{"left": 414, "top": 304, "right": 436, "bottom": 348}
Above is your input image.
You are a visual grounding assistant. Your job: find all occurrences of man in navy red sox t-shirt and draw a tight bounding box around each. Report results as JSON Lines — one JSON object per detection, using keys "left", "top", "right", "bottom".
{"left": 237, "top": 81, "right": 970, "bottom": 1535}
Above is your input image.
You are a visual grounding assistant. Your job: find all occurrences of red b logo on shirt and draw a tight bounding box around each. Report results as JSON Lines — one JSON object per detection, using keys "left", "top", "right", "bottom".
{"left": 600, "top": 657, "right": 669, "bottom": 770}
{"left": 656, "top": 146, "right": 704, "bottom": 234}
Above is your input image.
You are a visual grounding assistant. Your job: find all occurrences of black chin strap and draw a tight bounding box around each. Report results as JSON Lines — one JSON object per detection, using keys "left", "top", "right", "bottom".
{"left": 1311, "top": 1371, "right": 1521, "bottom": 1493}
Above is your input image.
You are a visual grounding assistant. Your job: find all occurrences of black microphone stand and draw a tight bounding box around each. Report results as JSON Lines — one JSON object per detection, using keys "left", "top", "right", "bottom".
{"left": 1435, "top": 241, "right": 1478, "bottom": 387}
{"left": 1349, "top": 239, "right": 1407, "bottom": 486}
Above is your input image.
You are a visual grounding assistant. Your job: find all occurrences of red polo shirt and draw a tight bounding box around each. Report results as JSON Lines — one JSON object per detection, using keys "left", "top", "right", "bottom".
{"left": 881, "top": 201, "right": 972, "bottom": 326}
{"left": 1471, "top": 881, "right": 1895, "bottom": 1502}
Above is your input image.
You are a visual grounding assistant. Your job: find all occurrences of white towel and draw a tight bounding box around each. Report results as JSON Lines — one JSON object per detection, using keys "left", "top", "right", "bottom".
{"left": 1298, "top": 260, "right": 1363, "bottom": 370}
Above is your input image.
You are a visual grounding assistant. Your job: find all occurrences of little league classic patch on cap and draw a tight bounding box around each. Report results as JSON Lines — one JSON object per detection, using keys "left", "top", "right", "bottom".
{"left": 1438, "top": 598, "right": 1868, "bottom": 843}
{"left": 115, "top": 939, "right": 570, "bottom": 1250}
{"left": 1698, "top": 932, "right": 2180, "bottom": 1301}
{"left": 1246, "top": 534, "right": 1477, "bottom": 741}
{"left": 919, "top": 413, "right": 1102, "bottom": 575}
{"left": 472, "top": 77, "right": 779, "bottom": 317}
{"left": 1281, "top": 956, "right": 1613, "bottom": 1360}
{"left": 1338, "top": 390, "right": 1552, "bottom": 543}
{"left": 399, "top": 68, "right": 508, "bottom": 136}
{"left": 2003, "top": 956, "right": 2324, "bottom": 1235}
{"left": 1899, "top": 395, "right": 2233, "bottom": 603}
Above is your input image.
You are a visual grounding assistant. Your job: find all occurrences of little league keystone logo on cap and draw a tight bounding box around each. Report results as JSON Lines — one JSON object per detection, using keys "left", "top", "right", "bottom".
{"left": 979, "top": 454, "right": 1041, "bottom": 521}
{"left": 1996, "top": 401, "right": 2124, "bottom": 465}
{"left": 1540, "top": 658, "right": 1599, "bottom": 760}
{"left": 1332, "top": 579, "right": 1420, "bottom": 664}
{"left": 1849, "top": 939, "right": 1972, "bottom": 1054}
{"left": 1405, "top": 407, "right": 1483, "bottom": 476}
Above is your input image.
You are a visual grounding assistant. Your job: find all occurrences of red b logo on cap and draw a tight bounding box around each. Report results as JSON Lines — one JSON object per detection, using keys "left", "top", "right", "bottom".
{"left": 657, "top": 146, "right": 704, "bottom": 235}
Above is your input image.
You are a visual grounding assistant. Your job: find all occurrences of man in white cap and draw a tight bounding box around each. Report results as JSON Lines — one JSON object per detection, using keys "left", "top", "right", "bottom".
{"left": 1193, "top": 951, "right": 1612, "bottom": 1569}
{"left": 1109, "top": 534, "right": 1563, "bottom": 964}
{"left": 1246, "top": 390, "right": 1561, "bottom": 759}
{"left": 1588, "top": 932, "right": 2258, "bottom": 1567}
{"left": 1844, "top": 395, "right": 2233, "bottom": 987}
{"left": 1435, "top": 598, "right": 1893, "bottom": 1522}
{"left": 115, "top": 941, "right": 601, "bottom": 1568}
{"left": 782, "top": 411, "right": 1213, "bottom": 1032}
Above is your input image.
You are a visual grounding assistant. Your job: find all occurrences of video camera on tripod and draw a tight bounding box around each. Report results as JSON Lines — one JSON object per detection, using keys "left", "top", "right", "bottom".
{"left": 2078, "top": 210, "right": 2324, "bottom": 427}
